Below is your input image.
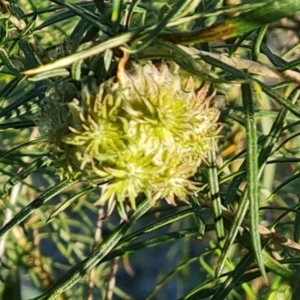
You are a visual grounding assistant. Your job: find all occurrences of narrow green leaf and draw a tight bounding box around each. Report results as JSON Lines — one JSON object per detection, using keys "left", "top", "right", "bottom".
{"left": 118, "top": 228, "right": 199, "bottom": 254}
{"left": 262, "top": 250, "right": 296, "bottom": 280}
{"left": 242, "top": 83, "right": 266, "bottom": 279}
{"left": 0, "top": 139, "right": 42, "bottom": 160}
{"left": 34, "top": 10, "right": 79, "bottom": 31}
{"left": 102, "top": 226, "right": 207, "bottom": 263}
{"left": 111, "top": 0, "right": 122, "bottom": 22}
{"left": 182, "top": 266, "right": 263, "bottom": 300}
{"left": 145, "top": 255, "right": 200, "bottom": 300}
{"left": 252, "top": 26, "right": 268, "bottom": 62}
{"left": 266, "top": 173, "right": 300, "bottom": 201}
{"left": 0, "top": 48, "right": 18, "bottom": 75}
{"left": 30, "top": 198, "right": 152, "bottom": 300}
{"left": 161, "top": 0, "right": 300, "bottom": 45}
{"left": 213, "top": 248, "right": 257, "bottom": 300}
{"left": 23, "top": 29, "right": 140, "bottom": 75}
{"left": 259, "top": 82, "right": 300, "bottom": 119}
{"left": 208, "top": 141, "right": 225, "bottom": 247}
{"left": 3, "top": 156, "right": 49, "bottom": 194}
{"left": 280, "top": 58, "right": 300, "bottom": 72}
{"left": 273, "top": 132, "right": 300, "bottom": 153}
{"left": 71, "top": 59, "right": 83, "bottom": 81}
{"left": 47, "top": 186, "right": 96, "bottom": 222}
{"left": 0, "top": 179, "right": 77, "bottom": 239}
{"left": 188, "top": 195, "right": 205, "bottom": 237}
{"left": 27, "top": 68, "right": 70, "bottom": 81}
{"left": 213, "top": 231, "right": 296, "bottom": 300}
{"left": 50, "top": 0, "right": 112, "bottom": 34}
{"left": 120, "top": 208, "right": 194, "bottom": 245}
{"left": 0, "top": 120, "right": 35, "bottom": 129}
{"left": 200, "top": 51, "right": 300, "bottom": 119}
{"left": 216, "top": 191, "right": 249, "bottom": 277}
{"left": 129, "top": 0, "right": 196, "bottom": 53}
{"left": 0, "top": 89, "right": 40, "bottom": 119}
{"left": 0, "top": 77, "right": 22, "bottom": 98}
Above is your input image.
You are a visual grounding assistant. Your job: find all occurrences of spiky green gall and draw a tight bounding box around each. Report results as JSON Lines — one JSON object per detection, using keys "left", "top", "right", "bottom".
{"left": 37, "top": 60, "right": 220, "bottom": 210}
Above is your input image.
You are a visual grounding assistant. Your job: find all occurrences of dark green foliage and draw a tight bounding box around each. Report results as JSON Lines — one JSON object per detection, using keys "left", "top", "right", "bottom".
{"left": 1, "top": 1, "right": 300, "bottom": 299}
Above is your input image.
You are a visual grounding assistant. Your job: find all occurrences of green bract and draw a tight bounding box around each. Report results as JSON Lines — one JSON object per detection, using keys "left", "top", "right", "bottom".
{"left": 37, "top": 61, "right": 219, "bottom": 209}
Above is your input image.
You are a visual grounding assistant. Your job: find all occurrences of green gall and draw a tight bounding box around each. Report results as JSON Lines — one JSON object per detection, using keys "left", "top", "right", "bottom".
{"left": 37, "top": 61, "right": 220, "bottom": 210}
